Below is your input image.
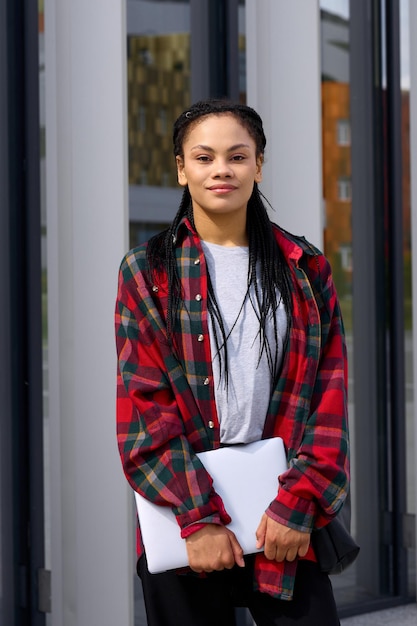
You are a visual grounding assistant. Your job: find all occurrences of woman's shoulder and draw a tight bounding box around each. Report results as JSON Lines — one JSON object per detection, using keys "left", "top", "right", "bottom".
{"left": 119, "top": 231, "right": 171, "bottom": 298}
{"left": 119, "top": 241, "right": 149, "bottom": 276}
{"left": 271, "top": 222, "right": 323, "bottom": 256}
{"left": 270, "top": 223, "right": 333, "bottom": 292}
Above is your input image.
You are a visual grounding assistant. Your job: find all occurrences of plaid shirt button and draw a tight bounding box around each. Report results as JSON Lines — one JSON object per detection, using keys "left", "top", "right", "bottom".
{"left": 195, "top": 294, "right": 202, "bottom": 301}
{"left": 152, "top": 285, "right": 159, "bottom": 292}
{"left": 194, "top": 258, "right": 200, "bottom": 265}
{"left": 203, "top": 377, "right": 210, "bottom": 385}
{"left": 208, "top": 421, "right": 214, "bottom": 429}
{"left": 197, "top": 334, "right": 204, "bottom": 342}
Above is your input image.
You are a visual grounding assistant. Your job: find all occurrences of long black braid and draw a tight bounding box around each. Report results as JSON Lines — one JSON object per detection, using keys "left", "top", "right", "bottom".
{"left": 146, "top": 99, "right": 293, "bottom": 384}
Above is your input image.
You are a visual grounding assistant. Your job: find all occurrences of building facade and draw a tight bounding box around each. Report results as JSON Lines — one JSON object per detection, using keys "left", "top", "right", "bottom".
{"left": 0, "top": 1, "right": 416, "bottom": 624}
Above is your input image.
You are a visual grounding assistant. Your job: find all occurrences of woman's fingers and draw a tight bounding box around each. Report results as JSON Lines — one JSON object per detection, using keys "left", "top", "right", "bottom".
{"left": 260, "top": 514, "right": 310, "bottom": 562}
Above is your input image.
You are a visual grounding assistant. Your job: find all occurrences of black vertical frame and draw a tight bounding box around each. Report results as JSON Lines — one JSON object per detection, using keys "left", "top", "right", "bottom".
{"left": 191, "top": 0, "right": 239, "bottom": 102}
{"left": 0, "top": 0, "right": 45, "bottom": 624}
{"left": 350, "top": 0, "right": 389, "bottom": 605}
{"left": 25, "top": 0, "right": 46, "bottom": 621}
{"left": 350, "top": 0, "right": 409, "bottom": 611}
{"left": 208, "top": 0, "right": 239, "bottom": 99}
{"left": 0, "top": 0, "right": 16, "bottom": 620}
{"left": 383, "top": 0, "right": 408, "bottom": 598}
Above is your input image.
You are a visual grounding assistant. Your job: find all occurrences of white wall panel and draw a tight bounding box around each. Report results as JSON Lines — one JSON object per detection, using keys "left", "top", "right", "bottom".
{"left": 44, "top": 1, "right": 132, "bottom": 623}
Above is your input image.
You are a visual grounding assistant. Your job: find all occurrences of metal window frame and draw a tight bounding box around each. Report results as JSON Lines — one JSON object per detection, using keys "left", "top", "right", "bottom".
{"left": 384, "top": 0, "right": 408, "bottom": 597}
{"left": 349, "top": 0, "right": 410, "bottom": 614}
{"left": 0, "top": 3, "right": 16, "bottom": 622}
{"left": 191, "top": 0, "right": 239, "bottom": 102}
{"left": 0, "top": 0, "right": 45, "bottom": 624}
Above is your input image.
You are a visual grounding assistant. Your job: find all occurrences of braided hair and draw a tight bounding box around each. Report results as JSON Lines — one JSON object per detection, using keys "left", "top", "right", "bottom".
{"left": 146, "top": 99, "right": 293, "bottom": 384}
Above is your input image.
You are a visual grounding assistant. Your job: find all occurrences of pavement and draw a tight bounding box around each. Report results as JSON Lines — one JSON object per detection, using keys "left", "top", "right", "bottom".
{"left": 134, "top": 599, "right": 417, "bottom": 625}
{"left": 340, "top": 603, "right": 417, "bottom": 625}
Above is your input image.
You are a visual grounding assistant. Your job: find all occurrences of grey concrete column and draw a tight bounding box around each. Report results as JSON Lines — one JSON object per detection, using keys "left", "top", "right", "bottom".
{"left": 44, "top": 1, "right": 133, "bottom": 624}
{"left": 245, "top": 0, "right": 323, "bottom": 248}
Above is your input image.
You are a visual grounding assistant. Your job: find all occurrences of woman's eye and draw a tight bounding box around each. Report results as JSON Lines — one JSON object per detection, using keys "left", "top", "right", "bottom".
{"left": 231, "top": 155, "right": 245, "bottom": 161}
{"left": 196, "top": 155, "right": 211, "bottom": 162}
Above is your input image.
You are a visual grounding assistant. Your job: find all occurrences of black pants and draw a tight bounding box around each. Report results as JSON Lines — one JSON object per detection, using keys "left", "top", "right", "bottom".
{"left": 137, "top": 555, "right": 340, "bottom": 626}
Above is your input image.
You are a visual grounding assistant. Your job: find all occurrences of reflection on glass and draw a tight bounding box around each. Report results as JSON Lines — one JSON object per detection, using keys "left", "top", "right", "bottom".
{"left": 39, "top": 0, "right": 52, "bottom": 622}
{"left": 322, "top": 0, "right": 415, "bottom": 608}
{"left": 39, "top": 0, "right": 50, "bottom": 563}
{"left": 130, "top": 221, "right": 170, "bottom": 249}
{"left": 321, "top": 7, "right": 351, "bottom": 322}
{"left": 127, "top": 1, "right": 191, "bottom": 189}
{"left": 400, "top": 0, "right": 415, "bottom": 597}
{"left": 238, "top": 1, "right": 246, "bottom": 102}
{"left": 321, "top": 0, "right": 357, "bottom": 612}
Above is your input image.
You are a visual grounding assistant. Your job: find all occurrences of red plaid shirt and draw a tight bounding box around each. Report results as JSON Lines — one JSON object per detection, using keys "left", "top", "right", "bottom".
{"left": 115, "top": 217, "right": 349, "bottom": 600}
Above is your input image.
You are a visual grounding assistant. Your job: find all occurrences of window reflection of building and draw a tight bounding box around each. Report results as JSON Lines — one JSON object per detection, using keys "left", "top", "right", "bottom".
{"left": 126, "top": 0, "right": 190, "bottom": 248}
{"left": 127, "top": 32, "right": 190, "bottom": 187}
{"left": 337, "top": 118, "right": 351, "bottom": 145}
{"left": 337, "top": 176, "right": 352, "bottom": 201}
{"left": 239, "top": 33, "right": 246, "bottom": 102}
{"left": 321, "top": 6, "right": 412, "bottom": 307}
{"left": 322, "top": 81, "right": 352, "bottom": 295}
{"left": 321, "top": 9, "right": 352, "bottom": 303}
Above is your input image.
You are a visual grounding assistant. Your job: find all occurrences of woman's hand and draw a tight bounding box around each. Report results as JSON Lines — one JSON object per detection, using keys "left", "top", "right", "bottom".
{"left": 185, "top": 524, "right": 245, "bottom": 572}
{"left": 255, "top": 513, "right": 310, "bottom": 562}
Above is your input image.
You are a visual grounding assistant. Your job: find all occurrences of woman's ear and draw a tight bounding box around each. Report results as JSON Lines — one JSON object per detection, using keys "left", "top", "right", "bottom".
{"left": 255, "top": 155, "right": 263, "bottom": 184}
{"left": 176, "top": 156, "right": 187, "bottom": 187}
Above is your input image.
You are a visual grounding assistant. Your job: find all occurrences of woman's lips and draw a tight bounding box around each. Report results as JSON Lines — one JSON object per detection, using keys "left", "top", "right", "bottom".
{"left": 207, "top": 185, "right": 237, "bottom": 194}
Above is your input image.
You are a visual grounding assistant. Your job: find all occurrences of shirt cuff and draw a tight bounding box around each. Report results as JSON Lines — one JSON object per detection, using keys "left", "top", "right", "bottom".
{"left": 175, "top": 492, "right": 232, "bottom": 535}
{"left": 267, "top": 490, "right": 317, "bottom": 533}
{"left": 180, "top": 516, "right": 224, "bottom": 539}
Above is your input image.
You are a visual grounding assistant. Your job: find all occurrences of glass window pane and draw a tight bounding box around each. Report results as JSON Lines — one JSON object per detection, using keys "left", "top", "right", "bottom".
{"left": 400, "top": 0, "right": 415, "bottom": 598}
{"left": 320, "top": 0, "right": 358, "bottom": 611}
{"left": 322, "top": 0, "right": 416, "bottom": 609}
{"left": 127, "top": 0, "right": 190, "bottom": 246}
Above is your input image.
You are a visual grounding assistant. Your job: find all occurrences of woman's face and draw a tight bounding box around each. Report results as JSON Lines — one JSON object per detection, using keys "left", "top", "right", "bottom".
{"left": 176, "top": 114, "right": 263, "bottom": 224}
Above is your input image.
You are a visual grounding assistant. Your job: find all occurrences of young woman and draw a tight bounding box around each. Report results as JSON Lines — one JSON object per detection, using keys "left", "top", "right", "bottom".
{"left": 115, "top": 100, "right": 349, "bottom": 625}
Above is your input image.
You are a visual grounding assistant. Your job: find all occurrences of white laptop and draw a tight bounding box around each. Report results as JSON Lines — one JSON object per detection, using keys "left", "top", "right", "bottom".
{"left": 134, "top": 437, "right": 287, "bottom": 573}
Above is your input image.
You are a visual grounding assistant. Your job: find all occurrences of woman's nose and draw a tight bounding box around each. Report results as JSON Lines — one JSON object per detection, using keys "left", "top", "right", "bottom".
{"left": 214, "top": 160, "right": 233, "bottom": 177}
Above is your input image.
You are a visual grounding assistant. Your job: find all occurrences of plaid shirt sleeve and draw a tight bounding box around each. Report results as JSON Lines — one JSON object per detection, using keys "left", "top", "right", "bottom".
{"left": 115, "top": 249, "right": 231, "bottom": 535}
{"left": 265, "top": 247, "right": 349, "bottom": 534}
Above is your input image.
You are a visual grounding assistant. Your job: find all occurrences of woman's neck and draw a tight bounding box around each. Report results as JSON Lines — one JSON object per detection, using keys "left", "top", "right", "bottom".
{"left": 193, "top": 210, "right": 248, "bottom": 247}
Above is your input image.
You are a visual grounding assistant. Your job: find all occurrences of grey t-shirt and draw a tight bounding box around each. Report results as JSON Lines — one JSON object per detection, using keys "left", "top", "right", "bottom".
{"left": 201, "top": 241, "right": 287, "bottom": 444}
